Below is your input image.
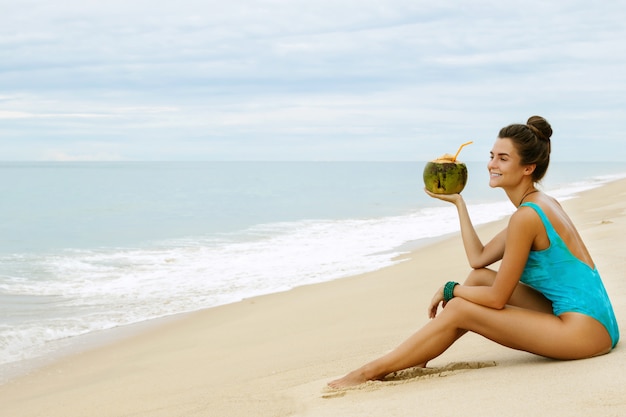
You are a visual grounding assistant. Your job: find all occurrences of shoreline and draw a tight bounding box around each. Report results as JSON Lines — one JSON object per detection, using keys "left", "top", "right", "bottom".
{"left": 1, "top": 178, "right": 624, "bottom": 416}
{"left": 0, "top": 311, "right": 192, "bottom": 385}
{"left": 0, "top": 219, "right": 500, "bottom": 387}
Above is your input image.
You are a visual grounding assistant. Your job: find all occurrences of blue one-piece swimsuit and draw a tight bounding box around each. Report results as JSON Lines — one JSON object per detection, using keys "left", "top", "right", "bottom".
{"left": 519, "top": 202, "right": 619, "bottom": 348}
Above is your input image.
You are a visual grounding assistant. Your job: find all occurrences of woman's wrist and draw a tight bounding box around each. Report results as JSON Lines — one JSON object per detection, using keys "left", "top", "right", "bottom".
{"left": 443, "top": 281, "right": 459, "bottom": 302}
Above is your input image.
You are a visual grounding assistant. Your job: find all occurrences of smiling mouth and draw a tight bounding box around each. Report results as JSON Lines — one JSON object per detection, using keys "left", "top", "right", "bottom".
{"left": 490, "top": 172, "right": 502, "bottom": 177}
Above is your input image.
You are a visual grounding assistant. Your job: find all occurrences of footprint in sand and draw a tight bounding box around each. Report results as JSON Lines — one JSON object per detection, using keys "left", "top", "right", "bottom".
{"left": 322, "top": 361, "right": 496, "bottom": 398}
{"left": 383, "top": 360, "right": 497, "bottom": 382}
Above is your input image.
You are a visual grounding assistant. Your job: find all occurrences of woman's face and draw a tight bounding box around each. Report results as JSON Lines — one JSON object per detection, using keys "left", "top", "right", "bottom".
{"left": 487, "top": 137, "right": 527, "bottom": 189}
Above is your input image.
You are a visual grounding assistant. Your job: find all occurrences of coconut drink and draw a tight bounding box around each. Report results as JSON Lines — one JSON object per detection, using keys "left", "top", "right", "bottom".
{"left": 423, "top": 141, "right": 472, "bottom": 194}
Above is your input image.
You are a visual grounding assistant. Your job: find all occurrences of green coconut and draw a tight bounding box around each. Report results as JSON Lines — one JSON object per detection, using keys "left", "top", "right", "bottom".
{"left": 423, "top": 142, "right": 472, "bottom": 195}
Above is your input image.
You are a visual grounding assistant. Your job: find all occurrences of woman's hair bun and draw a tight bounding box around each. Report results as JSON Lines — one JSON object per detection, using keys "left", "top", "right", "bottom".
{"left": 526, "top": 115, "right": 552, "bottom": 142}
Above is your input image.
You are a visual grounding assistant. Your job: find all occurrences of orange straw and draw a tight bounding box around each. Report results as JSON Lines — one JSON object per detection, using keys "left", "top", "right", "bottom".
{"left": 452, "top": 141, "right": 473, "bottom": 161}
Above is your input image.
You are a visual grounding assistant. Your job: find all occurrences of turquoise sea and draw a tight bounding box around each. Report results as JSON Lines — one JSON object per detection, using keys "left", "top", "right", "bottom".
{"left": 1, "top": 161, "right": 625, "bottom": 382}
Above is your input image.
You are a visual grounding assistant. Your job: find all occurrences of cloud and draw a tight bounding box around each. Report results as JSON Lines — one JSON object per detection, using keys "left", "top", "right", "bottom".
{"left": 1, "top": 0, "right": 626, "bottom": 161}
{"left": 0, "top": 110, "right": 113, "bottom": 119}
{"left": 0, "top": 110, "right": 32, "bottom": 119}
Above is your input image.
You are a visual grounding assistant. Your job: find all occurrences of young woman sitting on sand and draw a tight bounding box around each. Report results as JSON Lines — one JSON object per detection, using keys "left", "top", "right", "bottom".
{"left": 328, "top": 115, "right": 620, "bottom": 389}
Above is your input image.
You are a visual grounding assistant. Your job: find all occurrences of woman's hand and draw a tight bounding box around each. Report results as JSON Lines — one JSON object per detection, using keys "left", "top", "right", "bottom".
{"left": 428, "top": 285, "right": 445, "bottom": 319}
{"left": 424, "top": 189, "right": 463, "bottom": 205}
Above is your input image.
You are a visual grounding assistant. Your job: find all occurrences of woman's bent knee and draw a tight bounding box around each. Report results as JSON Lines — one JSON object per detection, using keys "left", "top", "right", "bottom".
{"left": 440, "top": 297, "right": 474, "bottom": 325}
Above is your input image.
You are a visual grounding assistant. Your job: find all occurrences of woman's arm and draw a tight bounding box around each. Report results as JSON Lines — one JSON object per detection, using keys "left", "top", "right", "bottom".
{"left": 426, "top": 190, "right": 505, "bottom": 268}
{"left": 455, "top": 197, "right": 506, "bottom": 268}
{"left": 429, "top": 208, "right": 538, "bottom": 315}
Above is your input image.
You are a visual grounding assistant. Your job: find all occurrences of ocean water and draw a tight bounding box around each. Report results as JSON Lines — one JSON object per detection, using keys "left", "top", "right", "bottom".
{"left": 1, "top": 161, "right": 625, "bottom": 382}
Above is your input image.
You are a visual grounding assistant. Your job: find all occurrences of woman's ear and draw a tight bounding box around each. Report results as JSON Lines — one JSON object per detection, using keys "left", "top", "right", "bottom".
{"left": 524, "top": 164, "right": 536, "bottom": 176}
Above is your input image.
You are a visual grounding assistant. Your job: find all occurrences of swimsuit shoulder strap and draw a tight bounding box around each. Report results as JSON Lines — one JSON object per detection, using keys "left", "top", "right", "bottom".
{"left": 519, "top": 202, "right": 558, "bottom": 238}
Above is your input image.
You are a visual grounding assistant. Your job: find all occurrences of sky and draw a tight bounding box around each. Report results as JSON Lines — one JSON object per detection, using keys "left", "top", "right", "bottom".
{"left": 1, "top": 0, "right": 626, "bottom": 162}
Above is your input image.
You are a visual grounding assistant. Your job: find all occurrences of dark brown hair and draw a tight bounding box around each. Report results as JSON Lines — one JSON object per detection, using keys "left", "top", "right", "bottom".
{"left": 498, "top": 115, "right": 553, "bottom": 182}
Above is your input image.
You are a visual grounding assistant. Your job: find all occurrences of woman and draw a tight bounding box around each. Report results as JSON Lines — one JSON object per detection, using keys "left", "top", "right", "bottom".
{"left": 328, "top": 115, "right": 619, "bottom": 389}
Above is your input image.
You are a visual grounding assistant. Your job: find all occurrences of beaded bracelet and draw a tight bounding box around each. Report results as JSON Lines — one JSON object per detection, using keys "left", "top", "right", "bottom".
{"left": 443, "top": 281, "right": 459, "bottom": 302}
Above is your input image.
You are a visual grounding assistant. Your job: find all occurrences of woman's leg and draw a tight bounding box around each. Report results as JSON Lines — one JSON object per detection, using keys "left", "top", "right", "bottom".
{"left": 425, "top": 268, "right": 553, "bottom": 357}
{"left": 450, "top": 298, "right": 612, "bottom": 358}
{"left": 328, "top": 283, "right": 611, "bottom": 388}
{"left": 327, "top": 269, "right": 537, "bottom": 388}
{"left": 327, "top": 308, "right": 464, "bottom": 388}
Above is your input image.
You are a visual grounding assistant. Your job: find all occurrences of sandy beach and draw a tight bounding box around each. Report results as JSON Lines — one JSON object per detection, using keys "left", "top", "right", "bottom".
{"left": 1, "top": 179, "right": 624, "bottom": 417}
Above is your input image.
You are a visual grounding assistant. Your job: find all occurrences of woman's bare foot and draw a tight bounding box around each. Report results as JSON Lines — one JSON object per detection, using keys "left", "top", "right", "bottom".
{"left": 327, "top": 370, "right": 370, "bottom": 389}
{"left": 327, "top": 361, "right": 428, "bottom": 389}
